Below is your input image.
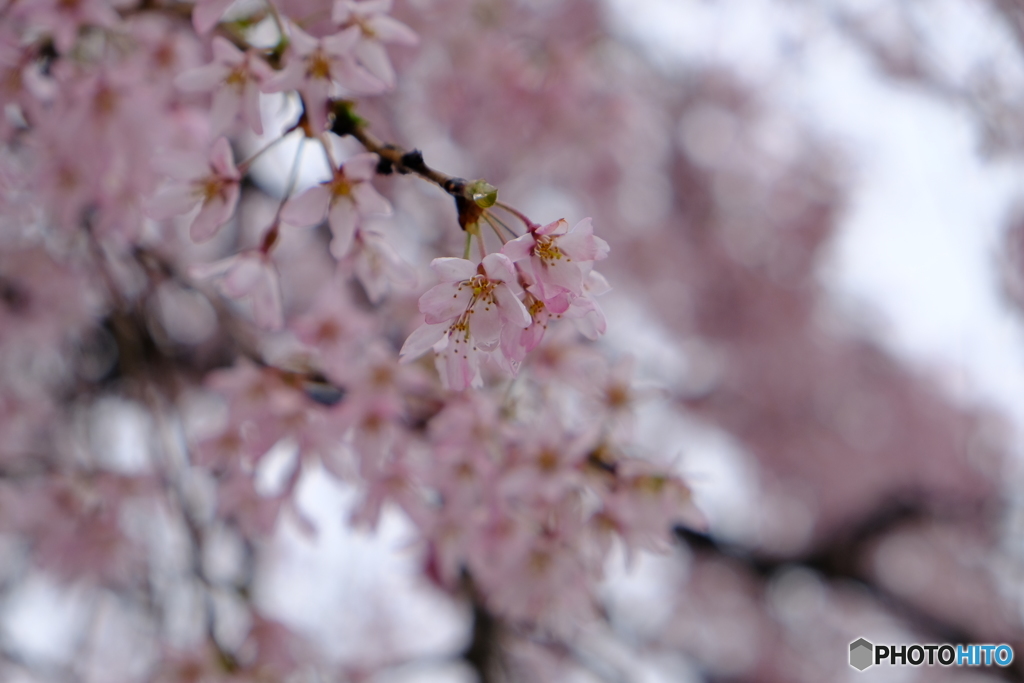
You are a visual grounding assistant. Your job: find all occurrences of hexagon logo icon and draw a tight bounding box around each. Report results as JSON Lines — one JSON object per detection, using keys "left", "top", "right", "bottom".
{"left": 850, "top": 638, "right": 874, "bottom": 671}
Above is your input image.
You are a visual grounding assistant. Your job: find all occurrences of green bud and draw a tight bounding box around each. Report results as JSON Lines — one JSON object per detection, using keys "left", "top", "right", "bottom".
{"left": 469, "top": 180, "right": 498, "bottom": 208}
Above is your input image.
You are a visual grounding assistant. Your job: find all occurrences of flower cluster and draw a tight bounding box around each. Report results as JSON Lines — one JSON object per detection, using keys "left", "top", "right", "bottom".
{"left": 401, "top": 218, "right": 610, "bottom": 389}
{"left": 0, "top": 0, "right": 697, "bottom": 680}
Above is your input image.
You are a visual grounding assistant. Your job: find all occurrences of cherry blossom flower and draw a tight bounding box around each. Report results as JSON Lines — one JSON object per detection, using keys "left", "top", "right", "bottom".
{"left": 502, "top": 217, "right": 609, "bottom": 302}
{"left": 191, "top": 250, "right": 284, "bottom": 330}
{"left": 148, "top": 137, "right": 241, "bottom": 242}
{"left": 281, "top": 153, "right": 391, "bottom": 258}
{"left": 262, "top": 25, "right": 386, "bottom": 133}
{"left": 400, "top": 253, "right": 530, "bottom": 390}
{"left": 175, "top": 37, "right": 274, "bottom": 135}
{"left": 332, "top": 0, "right": 419, "bottom": 88}
{"left": 351, "top": 228, "right": 416, "bottom": 302}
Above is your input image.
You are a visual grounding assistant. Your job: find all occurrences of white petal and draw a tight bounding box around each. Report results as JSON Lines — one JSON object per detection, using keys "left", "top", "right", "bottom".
{"left": 501, "top": 233, "right": 534, "bottom": 262}
{"left": 400, "top": 322, "right": 447, "bottom": 361}
{"left": 430, "top": 257, "right": 476, "bottom": 283}
{"left": 251, "top": 268, "right": 284, "bottom": 330}
{"left": 342, "top": 153, "right": 380, "bottom": 181}
{"left": 281, "top": 185, "right": 331, "bottom": 227}
{"left": 328, "top": 199, "right": 359, "bottom": 257}
{"left": 420, "top": 282, "right": 472, "bottom": 323}
{"left": 322, "top": 26, "right": 361, "bottom": 56}
{"left": 190, "top": 188, "right": 235, "bottom": 242}
{"left": 189, "top": 255, "right": 237, "bottom": 281}
{"left": 481, "top": 252, "right": 516, "bottom": 283}
{"left": 494, "top": 284, "right": 530, "bottom": 328}
{"left": 148, "top": 184, "right": 197, "bottom": 219}
{"left": 210, "top": 87, "right": 241, "bottom": 136}
{"left": 287, "top": 25, "right": 319, "bottom": 56}
{"left": 352, "top": 182, "right": 391, "bottom": 216}
{"left": 211, "top": 36, "right": 244, "bottom": 64}
{"left": 354, "top": 40, "right": 395, "bottom": 87}
{"left": 368, "top": 15, "right": 418, "bottom": 46}
{"left": 469, "top": 302, "right": 502, "bottom": 345}
{"left": 208, "top": 137, "right": 238, "bottom": 178}
{"left": 220, "top": 255, "right": 262, "bottom": 296}
{"left": 175, "top": 63, "right": 227, "bottom": 91}
{"left": 241, "top": 82, "right": 263, "bottom": 135}
{"left": 193, "top": 0, "right": 234, "bottom": 33}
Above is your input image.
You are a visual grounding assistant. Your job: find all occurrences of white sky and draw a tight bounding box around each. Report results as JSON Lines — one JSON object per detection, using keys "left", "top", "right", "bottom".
{"left": 605, "top": 0, "right": 1024, "bottom": 438}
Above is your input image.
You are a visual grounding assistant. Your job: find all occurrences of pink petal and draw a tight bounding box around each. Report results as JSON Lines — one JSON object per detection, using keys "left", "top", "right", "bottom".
{"left": 154, "top": 151, "right": 207, "bottom": 180}
{"left": 189, "top": 255, "right": 237, "bottom": 281}
{"left": 352, "top": 182, "right": 391, "bottom": 216}
{"left": 535, "top": 218, "right": 568, "bottom": 237}
{"left": 210, "top": 87, "right": 241, "bottom": 136}
{"left": 241, "top": 82, "right": 263, "bottom": 135}
{"left": 322, "top": 26, "right": 362, "bottom": 56}
{"left": 174, "top": 63, "right": 227, "bottom": 92}
{"left": 494, "top": 284, "right": 530, "bottom": 328}
{"left": 190, "top": 184, "right": 237, "bottom": 241}
{"left": 501, "top": 233, "right": 534, "bottom": 262}
{"left": 354, "top": 40, "right": 395, "bottom": 87}
{"left": 220, "top": 256, "right": 262, "bottom": 297}
{"left": 332, "top": 1, "right": 354, "bottom": 23}
{"left": 251, "top": 269, "right": 284, "bottom": 330}
{"left": 544, "top": 291, "right": 572, "bottom": 315}
{"left": 584, "top": 270, "right": 611, "bottom": 296}
{"left": 354, "top": 231, "right": 415, "bottom": 303}
{"left": 558, "top": 218, "right": 609, "bottom": 262}
{"left": 572, "top": 298, "right": 606, "bottom": 340}
{"left": 469, "top": 302, "right": 503, "bottom": 345}
{"left": 368, "top": 15, "right": 419, "bottom": 46}
{"left": 148, "top": 184, "right": 198, "bottom": 220}
{"left": 356, "top": 0, "right": 393, "bottom": 15}
{"left": 260, "top": 61, "right": 303, "bottom": 93}
{"left": 287, "top": 26, "right": 319, "bottom": 56}
{"left": 430, "top": 257, "right": 476, "bottom": 283}
{"left": 193, "top": 0, "right": 234, "bottom": 33}
{"left": 327, "top": 198, "right": 359, "bottom": 257}
{"left": 481, "top": 252, "right": 516, "bottom": 284}
{"left": 330, "top": 56, "right": 387, "bottom": 95}
{"left": 399, "top": 322, "right": 447, "bottom": 362}
{"left": 342, "top": 153, "right": 379, "bottom": 181}
{"left": 281, "top": 185, "right": 331, "bottom": 227}
{"left": 420, "top": 282, "right": 472, "bottom": 323}
{"left": 208, "top": 137, "right": 239, "bottom": 179}
{"left": 249, "top": 55, "right": 275, "bottom": 83}
{"left": 211, "top": 36, "right": 244, "bottom": 64}
{"left": 300, "top": 77, "right": 332, "bottom": 133}
{"left": 536, "top": 258, "right": 582, "bottom": 298}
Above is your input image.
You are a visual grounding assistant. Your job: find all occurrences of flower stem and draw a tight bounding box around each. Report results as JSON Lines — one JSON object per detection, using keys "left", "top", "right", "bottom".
{"left": 494, "top": 202, "right": 538, "bottom": 231}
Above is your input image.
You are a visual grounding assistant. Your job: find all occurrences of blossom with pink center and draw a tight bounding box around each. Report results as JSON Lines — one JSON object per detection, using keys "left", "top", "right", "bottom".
{"left": 261, "top": 25, "right": 385, "bottom": 133}
{"left": 191, "top": 250, "right": 284, "bottom": 330}
{"left": 332, "top": 0, "right": 419, "bottom": 88}
{"left": 502, "top": 217, "right": 609, "bottom": 302}
{"left": 281, "top": 153, "right": 391, "bottom": 258}
{"left": 400, "top": 253, "right": 530, "bottom": 390}
{"left": 498, "top": 267, "right": 609, "bottom": 373}
{"left": 148, "top": 137, "right": 241, "bottom": 242}
{"left": 175, "top": 37, "right": 274, "bottom": 135}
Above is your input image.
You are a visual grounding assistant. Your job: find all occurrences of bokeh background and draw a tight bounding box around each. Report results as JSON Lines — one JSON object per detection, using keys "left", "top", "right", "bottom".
{"left": 7, "top": 0, "right": 1024, "bottom": 681}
